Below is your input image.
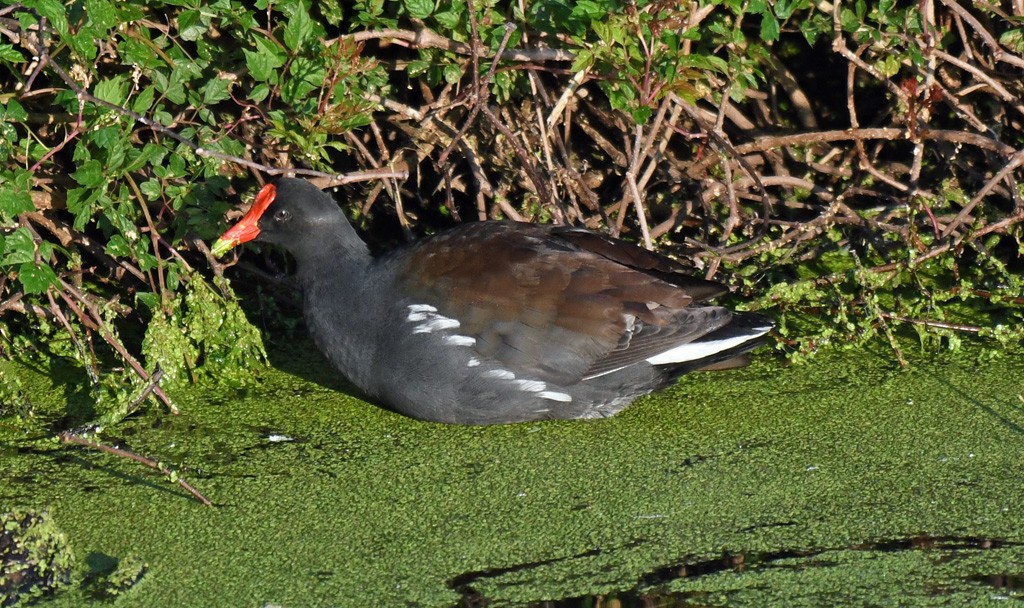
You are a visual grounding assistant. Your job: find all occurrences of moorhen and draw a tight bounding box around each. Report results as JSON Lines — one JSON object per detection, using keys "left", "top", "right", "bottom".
{"left": 211, "top": 178, "right": 772, "bottom": 425}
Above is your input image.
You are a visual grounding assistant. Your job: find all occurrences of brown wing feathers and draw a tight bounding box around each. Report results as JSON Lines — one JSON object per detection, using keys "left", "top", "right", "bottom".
{"left": 552, "top": 226, "right": 729, "bottom": 301}
{"left": 403, "top": 222, "right": 727, "bottom": 383}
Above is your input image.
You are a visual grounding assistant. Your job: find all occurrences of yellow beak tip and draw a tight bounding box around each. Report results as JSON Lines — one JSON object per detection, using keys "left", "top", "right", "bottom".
{"left": 210, "top": 238, "right": 236, "bottom": 258}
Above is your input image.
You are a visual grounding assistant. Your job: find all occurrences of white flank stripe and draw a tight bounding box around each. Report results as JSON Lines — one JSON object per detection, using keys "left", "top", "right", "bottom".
{"left": 413, "top": 316, "right": 461, "bottom": 333}
{"left": 483, "top": 369, "right": 516, "bottom": 380}
{"left": 645, "top": 325, "right": 772, "bottom": 365}
{"left": 406, "top": 304, "right": 439, "bottom": 322}
{"left": 467, "top": 357, "right": 481, "bottom": 367}
{"left": 444, "top": 335, "right": 477, "bottom": 346}
{"left": 539, "top": 391, "right": 573, "bottom": 402}
{"left": 515, "top": 380, "right": 547, "bottom": 392}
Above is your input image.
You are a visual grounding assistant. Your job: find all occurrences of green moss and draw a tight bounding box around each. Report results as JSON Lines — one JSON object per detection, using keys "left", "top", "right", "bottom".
{"left": 1, "top": 510, "right": 75, "bottom": 606}
{"left": 1, "top": 342, "right": 1024, "bottom": 606}
{"left": 83, "top": 554, "right": 147, "bottom": 600}
{"left": 141, "top": 278, "right": 267, "bottom": 387}
{"left": 0, "top": 368, "right": 31, "bottom": 420}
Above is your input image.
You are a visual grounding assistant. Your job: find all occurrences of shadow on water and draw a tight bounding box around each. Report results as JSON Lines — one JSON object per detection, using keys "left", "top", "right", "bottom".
{"left": 968, "top": 573, "right": 1024, "bottom": 595}
{"left": 14, "top": 357, "right": 98, "bottom": 432}
{"left": 453, "top": 536, "right": 1024, "bottom": 607}
{"left": 46, "top": 453, "right": 198, "bottom": 503}
{"left": 937, "top": 374, "right": 1024, "bottom": 436}
{"left": 263, "top": 334, "right": 365, "bottom": 398}
{"left": 228, "top": 280, "right": 363, "bottom": 396}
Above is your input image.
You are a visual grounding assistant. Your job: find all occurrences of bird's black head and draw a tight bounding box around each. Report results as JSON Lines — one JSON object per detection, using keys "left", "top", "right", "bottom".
{"left": 211, "top": 178, "right": 356, "bottom": 258}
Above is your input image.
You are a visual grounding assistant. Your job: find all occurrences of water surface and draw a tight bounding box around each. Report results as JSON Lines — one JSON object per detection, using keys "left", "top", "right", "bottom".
{"left": 2, "top": 342, "right": 1023, "bottom": 606}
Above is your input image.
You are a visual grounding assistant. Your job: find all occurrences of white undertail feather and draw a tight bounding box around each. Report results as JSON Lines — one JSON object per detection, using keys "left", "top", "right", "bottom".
{"left": 584, "top": 320, "right": 772, "bottom": 380}
{"left": 645, "top": 323, "right": 773, "bottom": 365}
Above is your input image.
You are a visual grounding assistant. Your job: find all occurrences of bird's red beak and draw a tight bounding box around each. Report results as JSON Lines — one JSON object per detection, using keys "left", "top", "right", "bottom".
{"left": 211, "top": 183, "right": 277, "bottom": 257}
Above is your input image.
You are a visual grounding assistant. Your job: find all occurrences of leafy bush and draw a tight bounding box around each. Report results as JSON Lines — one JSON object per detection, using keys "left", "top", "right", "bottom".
{"left": 0, "top": 0, "right": 1021, "bottom": 424}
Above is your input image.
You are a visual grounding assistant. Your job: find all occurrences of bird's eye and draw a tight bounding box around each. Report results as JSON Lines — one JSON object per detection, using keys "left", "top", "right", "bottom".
{"left": 274, "top": 208, "right": 292, "bottom": 222}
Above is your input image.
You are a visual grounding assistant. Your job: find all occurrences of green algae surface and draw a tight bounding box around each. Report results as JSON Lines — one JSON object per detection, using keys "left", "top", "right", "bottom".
{"left": 2, "top": 343, "right": 1024, "bottom": 607}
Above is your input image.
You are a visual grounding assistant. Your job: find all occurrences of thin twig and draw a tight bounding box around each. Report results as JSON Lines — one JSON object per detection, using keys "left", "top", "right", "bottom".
{"left": 58, "top": 431, "right": 213, "bottom": 506}
{"left": 127, "top": 366, "right": 165, "bottom": 415}
{"left": 619, "top": 123, "right": 653, "bottom": 249}
{"left": 341, "top": 26, "right": 574, "bottom": 62}
{"left": 878, "top": 312, "right": 983, "bottom": 333}
{"left": 940, "top": 148, "right": 1024, "bottom": 238}
{"left": 58, "top": 278, "right": 179, "bottom": 414}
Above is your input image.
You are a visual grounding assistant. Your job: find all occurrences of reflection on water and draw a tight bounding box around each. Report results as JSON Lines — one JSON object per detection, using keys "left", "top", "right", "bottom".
{"left": 456, "top": 536, "right": 1024, "bottom": 607}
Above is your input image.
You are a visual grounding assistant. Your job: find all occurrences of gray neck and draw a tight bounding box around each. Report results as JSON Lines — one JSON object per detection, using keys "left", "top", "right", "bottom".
{"left": 290, "top": 219, "right": 372, "bottom": 289}
{"left": 293, "top": 232, "right": 381, "bottom": 397}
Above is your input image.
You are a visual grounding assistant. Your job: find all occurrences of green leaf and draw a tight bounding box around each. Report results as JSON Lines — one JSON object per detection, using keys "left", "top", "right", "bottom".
{"left": 135, "top": 291, "right": 160, "bottom": 312}
{"left": 124, "top": 143, "right": 163, "bottom": 173}
{"left": 876, "top": 55, "right": 900, "bottom": 78}
{"left": 404, "top": 0, "right": 434, "bottom": 19}
{"left": 152, "top": 69, "right": 186, "bottom": 105}
{"left": 570, "top": 49, "right": 595, "bottom": 73}
{"left": 201, "top": 76, "right": 231, "bottom": 105}
{"left": 139, "top": 179, "right": 162, "bottom": 200}
{"left": 443, "top": 62, "right": 463, "bottom": 85}
{"left": 774, "top": 0, "right": 802, "bottom": 20}
{"left": 0, "top": 43, "right": 23, "bottom": 62}
{"left": 406, "top": 59, "right": 430, "bottom": 77}
{"left": 85, "top": 0, "right": 118, "bottom": 30}
{"left": 631, "top": 105, "right": 652, "bottom": 123}
{"left": 570, "top": 0, "right": 604, "bottom": 20}
{"left": 131, "top": 85, "right": 156, "bottom": 114}
{"left": 282, "top": 57, "right": 326, "bottom": 103}
{"left": 317, "top": 0, "right": 344, "bottom": 26}
{"left": 245, "top": 35, "right": 286, "bottom": 82}
{"left": 18, "top": 262, "right": 58, "bottom": 294}
{"left": 0, "top": 123, "right": 13, "bottom": 161}
{"left": 999, "top": 29, "right": 1024, "bottom": 53}
{"left": 434, "top": 7, "right": 461, "bottom": 29}
{"left": 120, "top": 37, "right": 162, "bottom": 69}
{"left": 136, "top": 247, "right": 159, "bottom": 271}
{"left": 94, "top": 75, "right": 129, "bottom": 106}
{"left": 840, "top": 7, "right": 860, "bottom": 32}
{"left": 90, "top": 125, "right": 120, "bottom": 152}
{"left": 26, "top": 0, "right": 70, "bottom": 42}
{"left": 249, "top": 83, "right": 270, "bottom": 102}
{"left": 72, "top": 159, "right": 106, "bottom": 188}
{"left": 177, "top": 9, "right": 209, "bottom": 41}
{"left": 0, "top": 177, "right": 34, "bottom": 222}
{"left": 105, "top": 234, "right": 132, "bottom": 257}
{"left": 2, "top": 98, "right": 28, "bottom": 121}
{"left": 66, "top": 187, "right": 101, "bottom": 229}
{"left": 799, "top": 13, "right": 829, "bottom": 45}
{"left": 592, "top": 20, "right": 613, "bottom": 45}
{"left": 283, "top": 6, "right": 314, "bottom": 51}
{"left": 760, "top": 13, "right": 780, "bottom": 42}
{"left": 0, "top": 228, "right": 35, "bottom": 265}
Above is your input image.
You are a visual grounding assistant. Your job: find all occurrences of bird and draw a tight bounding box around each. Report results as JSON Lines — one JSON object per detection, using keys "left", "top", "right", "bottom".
{"left": 211, "top": 178, "right": 773, "bottom": 425}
